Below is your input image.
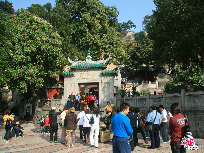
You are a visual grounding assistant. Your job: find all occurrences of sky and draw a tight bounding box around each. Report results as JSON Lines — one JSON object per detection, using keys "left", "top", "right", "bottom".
{"left": 10, "top": 0, "right": 156, "bottom": 32}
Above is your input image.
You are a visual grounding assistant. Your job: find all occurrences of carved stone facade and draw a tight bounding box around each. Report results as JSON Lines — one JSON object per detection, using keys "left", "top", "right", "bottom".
{"left": 63, "top": 69, "right": 115, "bottom": 108}
{"left": 116, "top": 90, "right": 204, "bottom": 138}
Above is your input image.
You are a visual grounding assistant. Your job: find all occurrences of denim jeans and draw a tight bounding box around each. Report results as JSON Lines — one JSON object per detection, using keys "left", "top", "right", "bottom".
{"left": 112, "top": 136, "right": 131, "bottom": 153}
{"left": 171, "top": 141, "right": 186, "bottom": 153}
{"left": 160, "top": 122, "right": 169, "bottom": 142}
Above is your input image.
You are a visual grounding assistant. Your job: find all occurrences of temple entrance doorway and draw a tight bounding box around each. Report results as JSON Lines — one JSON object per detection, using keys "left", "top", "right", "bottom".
{"left": 79, "top": 82, "right": 99, "bottom": 102}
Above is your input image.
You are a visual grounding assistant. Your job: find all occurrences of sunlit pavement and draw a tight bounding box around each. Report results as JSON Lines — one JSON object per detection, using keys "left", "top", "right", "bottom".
{"left": 0, "top": 123, "right": 203, "bottom": 153}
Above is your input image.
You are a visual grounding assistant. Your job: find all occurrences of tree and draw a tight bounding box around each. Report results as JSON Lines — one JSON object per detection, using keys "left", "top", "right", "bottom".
{"left": 124, "top": 31, "right": 155, "bottom": 71}
{"left": 165, "top": 64, "right": 204, "bottom": 93}
{"left": 27, "top": 3, "right": 53, "bottom": 21}
{"left": 117, "top": 20, "right": 136, "bottom": 37}
{"left": 0, "top": 0, "right": 14, "bottom": 14}
{"left": 0, "top": 9, "right": 65, "bottom": 99}
{"left": 145, "top": 0, "right": 204, "bottom": 68}
{"left": 122, "top": 31, "right": 161, "bottom": 81}
{"left": 0, "top": 0, "right": 14, "bottom": 87}
{"left": 27, "top": 0, "right": 125, "bottom": 63}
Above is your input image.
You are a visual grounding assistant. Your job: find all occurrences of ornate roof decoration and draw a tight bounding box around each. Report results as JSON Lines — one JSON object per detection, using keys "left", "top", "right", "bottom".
{"left": 86, "top": 50, "right": 92, "bottom": 62}
{"left": 102, "top": 63, "right": 118, "bottom": 75}
{"left": 61, "top": 50, "right": 117, "bottom": 76}
{"left": 70, "top": 63, "right": 107, "bottom": 69}
{"left": 68, "top": 50, "right": 110, "bottom": 66}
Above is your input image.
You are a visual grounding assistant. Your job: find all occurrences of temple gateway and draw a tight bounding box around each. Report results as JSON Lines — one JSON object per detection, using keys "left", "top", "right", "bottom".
{"left": 61, "top": 50, "right": 121, "bottom": 108}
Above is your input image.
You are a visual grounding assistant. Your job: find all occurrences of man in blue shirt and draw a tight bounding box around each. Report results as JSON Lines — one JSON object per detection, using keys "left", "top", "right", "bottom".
{"left": 146, "top": 105, "right": 162, "bottom": 149}
{"left": 111, "top": 103, "right": 133, "bottom": 153}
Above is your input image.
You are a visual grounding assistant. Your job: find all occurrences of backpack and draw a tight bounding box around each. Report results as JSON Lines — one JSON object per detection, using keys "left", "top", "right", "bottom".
{"left": 5, "top": 119, "right": 13, "bottom": 128}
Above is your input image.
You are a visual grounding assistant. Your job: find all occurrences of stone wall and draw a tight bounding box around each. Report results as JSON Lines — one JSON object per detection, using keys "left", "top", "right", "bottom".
{"left": 63, "top": 69, "right": 115, "bottom": 108}
{"left": 116, "top": 90, "right": 204, "bottom": 138}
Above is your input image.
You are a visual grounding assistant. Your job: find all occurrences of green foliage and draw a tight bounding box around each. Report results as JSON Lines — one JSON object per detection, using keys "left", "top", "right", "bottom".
{"left": 117, "top": 20, "right": 136, "bottom": 37}
{"left": 131, "top": 85, "right": 139, "bottom": 96}
{"left": 119, "top": 89, "right": 125, "bottom": 98}
{"left": 0, "top": 9, "right": 65, "bottom": 96}
{"left": 124, "top": 31, "right": 156, "bottom": 71}
{"left": 0, "top": 0, "right": 14, "bottom": 14}
{"left": 165, "top": 65, "right": 204, "bottom": 93}
{"left": 0, "top": 89, "right": 9, "bottom": 113}
{"left": 27, "top": 0, "right": 125, "bottom": 64}
{"left": 139, "top": 89, "right": 150, "bottom": 96}
{"left": 144, "top": 0, "right": 204, "bottom": 66}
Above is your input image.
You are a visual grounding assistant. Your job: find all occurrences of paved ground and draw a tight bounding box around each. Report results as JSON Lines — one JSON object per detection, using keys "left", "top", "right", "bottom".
{"left": 0, "top": 123, "right": 203, "bottom": 153}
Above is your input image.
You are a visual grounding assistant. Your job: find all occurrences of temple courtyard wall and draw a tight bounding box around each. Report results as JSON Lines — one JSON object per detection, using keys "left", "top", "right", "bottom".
{"left": 116, "top": 90, "right": 204, "bottom": 138}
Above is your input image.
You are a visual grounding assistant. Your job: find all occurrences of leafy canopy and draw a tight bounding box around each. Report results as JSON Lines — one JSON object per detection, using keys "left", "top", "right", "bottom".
{"left": 165, "top": 65, "right": 204, "bottom": 93}
{"left": 0, "top": 9, "right": 65, "bottom": 95}
{"left": 27, "top": 0, "right": 125, "bottom": 63}
{"left": 145, "top": 0, "right": 204, "bottom": 66}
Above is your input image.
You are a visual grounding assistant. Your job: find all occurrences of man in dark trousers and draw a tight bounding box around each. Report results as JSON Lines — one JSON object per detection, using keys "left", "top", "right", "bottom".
{"left": 49, "top": 106, "right": 62, "bottom": 143}
{"left": 111, "top": 103, "right": 133, "bottom": 153}
{"left": 127, "top": 106, "right": 139, "bottom": 146}
{"left": 146, "top": 105, "right": 162, "bottom": 149}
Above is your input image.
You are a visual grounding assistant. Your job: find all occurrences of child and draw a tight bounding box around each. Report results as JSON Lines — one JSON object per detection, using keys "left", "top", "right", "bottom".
{"left": 44, "top": 114, "right": 50, "bottom": 134}
{"left": 12, "top": 121, "right": 24, "bottom": 137}
{"left": 40, "top": 116, "right": 45, "bottom": 135}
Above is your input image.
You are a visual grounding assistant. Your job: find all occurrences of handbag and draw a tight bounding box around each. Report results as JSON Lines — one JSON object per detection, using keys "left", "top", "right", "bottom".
{"left": 145, "top": 112, "right": 157, "bottom": 131}
{"left": 89, "top": 115, "right": 94, "bottom": 125}
{"left": 85, "top": 114, "right": 94, "bottom": 125}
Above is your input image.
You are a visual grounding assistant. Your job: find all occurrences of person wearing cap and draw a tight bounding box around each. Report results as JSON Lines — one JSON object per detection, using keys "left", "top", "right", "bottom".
{"left": 49, "top": 106, "right": 62, "bottom": 143}
{"left": 146, "top": 105, "right": 162, "bottom": 149}
{"left": 64, "top": 107, "right": 78, "bottom": 147}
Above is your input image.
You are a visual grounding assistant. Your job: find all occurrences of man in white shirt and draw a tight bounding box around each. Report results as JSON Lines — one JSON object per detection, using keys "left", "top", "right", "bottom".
{"left": 77, "top": 107, "right": 85, "bottom": 140}
{"left": 159, "top": 105, "right": 170, "bottom": 143}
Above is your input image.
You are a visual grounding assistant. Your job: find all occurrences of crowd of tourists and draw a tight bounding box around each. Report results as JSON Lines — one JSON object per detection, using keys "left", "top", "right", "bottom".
{"left": 66, "top": 91, "right": 99, "bottom": 111}
{"left": 111, "top": 102, "right": 189, "bottom": 153}
{"left": 46, "top": 100, "right": 116, "bottom": 148}
{"left": 2, "top": 96, "right": 190, "bottom": 153}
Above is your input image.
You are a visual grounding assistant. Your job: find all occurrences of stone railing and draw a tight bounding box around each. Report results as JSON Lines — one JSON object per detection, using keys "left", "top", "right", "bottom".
{"left": 116, "top": 90, "right": 204, "bottom": 138}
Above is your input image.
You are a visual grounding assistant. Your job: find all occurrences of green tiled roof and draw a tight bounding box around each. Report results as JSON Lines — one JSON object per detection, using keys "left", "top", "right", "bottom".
{"left": 60, "top": 71, "right": 74, "bottom": 75}
{"left": 70, "top": 63, "right": 107, "bottom": 69}
{"left": 102, "top": 70, "right": 118, "bottom": 74}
